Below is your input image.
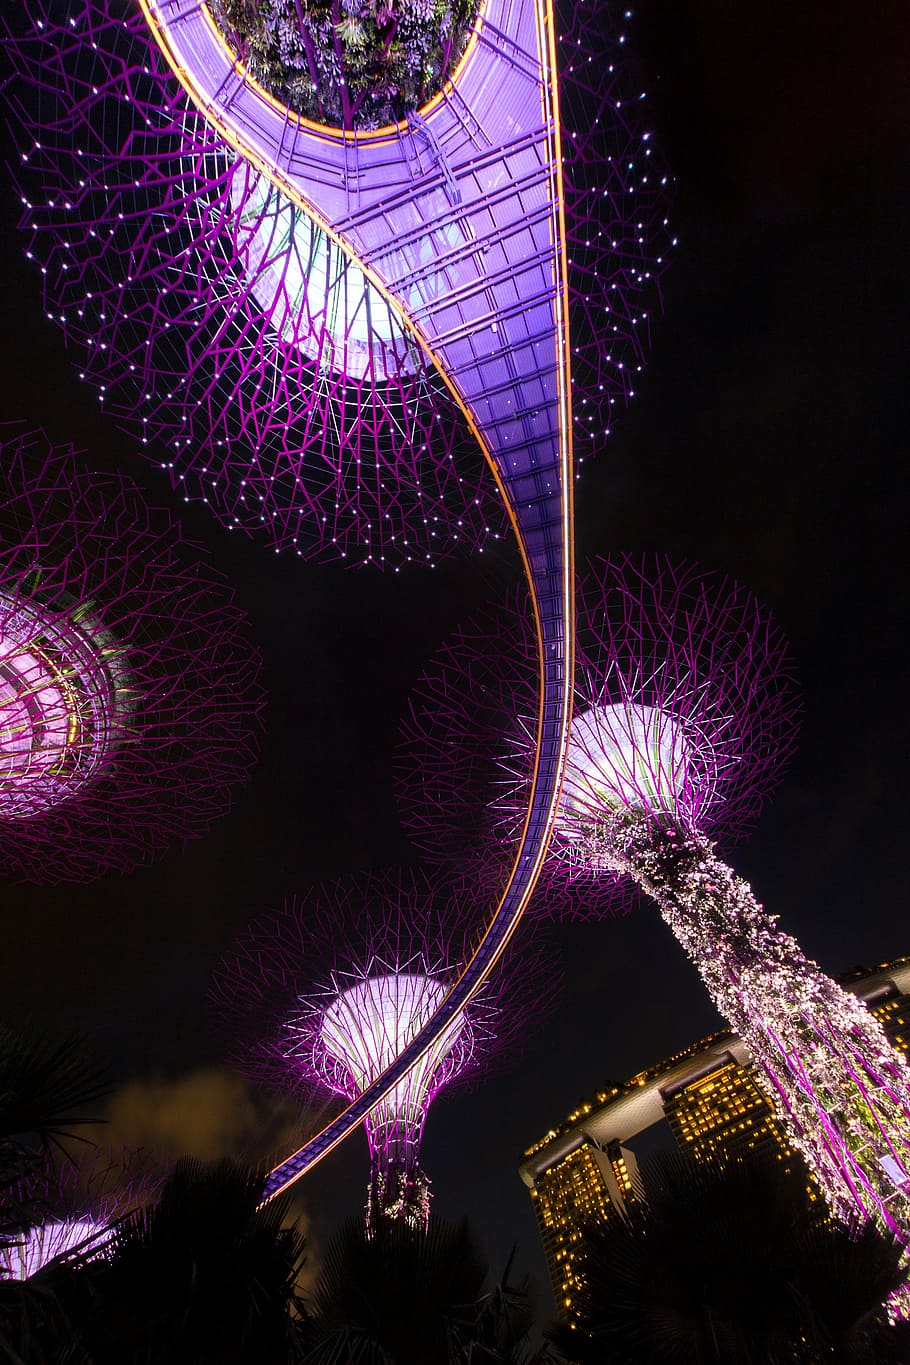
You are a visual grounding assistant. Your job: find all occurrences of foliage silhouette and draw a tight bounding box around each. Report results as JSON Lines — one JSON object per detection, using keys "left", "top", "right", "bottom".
{"left": 74, "top": 1158, "right": 306, "bottom": 1365}
{"left": 300, "top": 1217, "right": 561, "bottom": 1363}
{"left": 0, "top": 1027, "right": 107, "bottom": 1365}
{"left": 547, "top": 1154, "right": 910, "bottom": 1364}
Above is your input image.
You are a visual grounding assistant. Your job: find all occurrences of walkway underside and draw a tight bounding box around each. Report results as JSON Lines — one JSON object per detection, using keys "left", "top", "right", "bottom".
{"left": 141, "top": 0, "right": 575, "bottom": 1197}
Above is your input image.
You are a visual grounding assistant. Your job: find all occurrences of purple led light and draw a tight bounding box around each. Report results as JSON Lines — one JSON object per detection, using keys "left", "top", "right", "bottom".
{"left": 0, "top": 594, "right": 125, "bottom": 820}
{"left": 4, "top": 1, "right": 670, "bottom": 569}
{"left": 313, "top": 972, "right": 474, "bottom": 1129}
{"left": 2, "top": 1146, "right": 159, "bottom": 1280}
{"left": 0, "top": 424, "right": 264, "bottom": 882}
{"left": 398, "top": 559, "right": 797, "bottom": 899}
{"left": 3, "top": 3, "right": 495, "bottom": 568}
{"left": 211, "top": 869, "right": 557, "bottom": 1229}
{"left": 3, "top": 1217, "right": 105, "bottom": 1281}
{"left": 5, "top": 0, "right": 670, "bottom": 1205}
{"left": 305, "top": 968, "right": 475, "bottom": 1227}
{"left": 399, "top": 555, "right": 910, "bottom": 1246}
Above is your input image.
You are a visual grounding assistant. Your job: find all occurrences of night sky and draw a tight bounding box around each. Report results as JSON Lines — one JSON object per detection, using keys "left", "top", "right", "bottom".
{"left": 1, "top": 0, "right": 909, "bottom": 1314}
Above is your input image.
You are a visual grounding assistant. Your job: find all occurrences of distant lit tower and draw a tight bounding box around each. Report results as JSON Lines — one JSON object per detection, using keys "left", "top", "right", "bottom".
{"left": 0, "top": 425, "right": 263, "bottom": 882}
{"left": 5, "top": 0, "right": 670, "bottom": 1190}
{"left": 212, "top": 870, "right": 555, "bottom": 1229}
{"left": 399, "top": 555, "right": 910, "bottom": 1245}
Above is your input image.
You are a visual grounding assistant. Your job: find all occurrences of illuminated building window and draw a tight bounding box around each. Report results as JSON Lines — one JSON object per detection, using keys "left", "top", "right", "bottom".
{"left": 522, "top": 961, "right": 910, "bottom": 1320}
{"left": 530, "top": 1140, "right": 639, "bottom": 1322}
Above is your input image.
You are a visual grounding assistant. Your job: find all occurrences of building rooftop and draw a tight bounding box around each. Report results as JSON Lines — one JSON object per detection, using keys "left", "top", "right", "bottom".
{"left": 519, "top": 955, "right": 910, "bottom": 1186}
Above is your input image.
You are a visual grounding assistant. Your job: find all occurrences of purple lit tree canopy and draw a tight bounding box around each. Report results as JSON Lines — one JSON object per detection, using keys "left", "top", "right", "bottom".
{"left": 399, "top": 555, "right": 910, "bottom": 1247}
{"left": 3, "top": 1, "right": 670, "bottom": 568}
{"left": 5, "top": 0, "right": 670, "bottom": 1203}
{"left": 0, "top": 425, "right": 264, "bottom": 883}
{"left": 4, "top": 1217, "right": 101, "bottom": 1282}
{"left": 2, "top": 1147, "right": 158, "bottom": 1281}
{"left": 211, "top": 869, "right": 557, "bottom": 1230}
{"left": 399, "top": 559, "right": 797, "bottom": 885}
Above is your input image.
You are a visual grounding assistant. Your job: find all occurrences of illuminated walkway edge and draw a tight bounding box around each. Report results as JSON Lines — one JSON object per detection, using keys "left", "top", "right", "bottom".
{"left": 140, "top": 0, "right": 576, "bottom": 1197}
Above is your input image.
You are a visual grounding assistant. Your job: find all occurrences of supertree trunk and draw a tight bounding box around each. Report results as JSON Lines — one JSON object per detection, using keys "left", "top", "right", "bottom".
{"left": 582, "top": 808, "right": 910, "bottom": 1242}
{"left": 367, "top": 1152, "right": 431, "bottom": 1235}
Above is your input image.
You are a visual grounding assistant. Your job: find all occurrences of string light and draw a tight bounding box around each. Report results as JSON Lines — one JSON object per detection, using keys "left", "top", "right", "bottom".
{"left": 400, "top": 554, "right": 910, "bottom": 1249}
{"left": 5, "top": 0, "right": 671, "bottom": 568}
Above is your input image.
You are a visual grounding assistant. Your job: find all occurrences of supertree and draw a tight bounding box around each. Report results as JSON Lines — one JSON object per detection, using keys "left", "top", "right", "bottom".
{"left": 211, "top": 869, "right": 558, "bottom": 1230}
{"left": 3, "top": 0, "right": 669, "bottom": 570}
{"left": 0, "top": 424, "right": 264, "bottom": 882}
{"left": 397, "top": 554, "right": 910, "bottom": 1247}
{"left": 2, "top": 1148, "right": 158, "bottom": 1280}
{"left": 4, "top": 0, "right": 670, "bottom": 1192}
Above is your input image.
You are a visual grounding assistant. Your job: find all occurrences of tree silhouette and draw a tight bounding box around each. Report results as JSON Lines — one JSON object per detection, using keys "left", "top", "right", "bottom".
{"left": 300, "top": 1218, "right": 562, "bottom": 1363}
{"left": 0, "top": 1027, "right": 107, "bottom": 1365}
{"left": 548, "top": 1155, "right": 910, "bottom": 1364}
{"left": 75, "top": 1158, "right": 306, "bottom": 1365}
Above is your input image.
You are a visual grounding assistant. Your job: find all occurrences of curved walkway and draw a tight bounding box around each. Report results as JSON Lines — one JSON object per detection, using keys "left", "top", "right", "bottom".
{"left": 140, "top": 0, "right": 576, "bottom": 1197}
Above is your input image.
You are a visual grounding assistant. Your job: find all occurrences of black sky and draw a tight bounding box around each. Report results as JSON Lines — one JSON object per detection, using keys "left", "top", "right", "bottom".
{"left": 1, "top": 0, "right": 909, "bottom": 1310}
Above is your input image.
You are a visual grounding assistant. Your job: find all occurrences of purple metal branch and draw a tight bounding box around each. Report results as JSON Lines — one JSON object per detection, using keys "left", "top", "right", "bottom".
{"left": 0, "top": 424, "right": 264, "bottom": 882}
{"left": 211, "top": 868, "right": 558, "bottom": 1226}
{"left": 399, "top": 554, "right": 910, "bottom": 1245}
{"left": 4, "top": 0, "right": 670, "bottom": 1192}
{"left": 129, "top": 0, "right": 580, "bottom": 1197}
{"left": 4, "top": 2, "right": 668, "bottom": 569}
{"left": 398, "top": 556, "right": 799, "bottom": 907}
{"left": 4, "top": 5, "right": 499, "bottom": 569}
{"left": 3, "top": 1146, "right": 159, "bottom": 1280}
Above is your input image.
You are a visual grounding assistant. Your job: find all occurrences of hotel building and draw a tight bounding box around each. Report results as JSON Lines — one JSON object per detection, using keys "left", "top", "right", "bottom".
{"left": 520, "top": 955, "right": 910, "bottom": 1320}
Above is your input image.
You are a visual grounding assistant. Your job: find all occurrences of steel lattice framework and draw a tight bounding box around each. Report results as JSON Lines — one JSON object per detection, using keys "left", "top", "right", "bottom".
{"left": 399, "top": 555, "right": 910, "bottom": 1246}
{"left": 398, "top": 559, "right": 798, "bottom": 901}
{"left": 2, "top": 1148, "right": 158, "bottom": 1281}
{"left": 211, "top": 869, "right": 557, "bottom": 1229}
{"left": 144, "top": 0, "right": 576, "bottom": 1201}
{"left": 0, "top": 425, "right": 264, "bottom": 882}
{"left": 4, "top": 0, "right": 671, "bottom": 1196}
{"left": 6, "top": 1, "right": 668, "bottom": 569}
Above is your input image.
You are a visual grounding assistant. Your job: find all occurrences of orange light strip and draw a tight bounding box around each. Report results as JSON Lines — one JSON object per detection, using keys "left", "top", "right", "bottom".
{"left": 138, "top": 0, "right": 575, "bottom": 1192}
